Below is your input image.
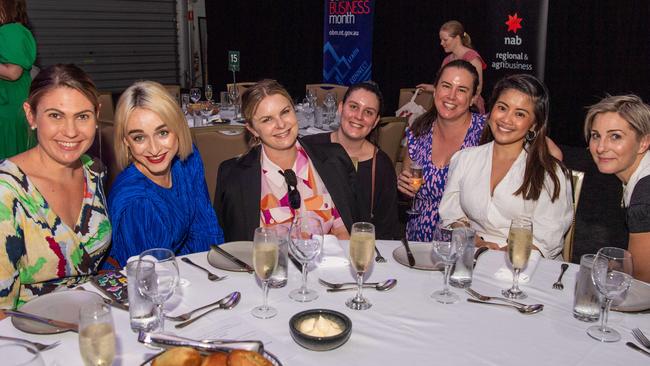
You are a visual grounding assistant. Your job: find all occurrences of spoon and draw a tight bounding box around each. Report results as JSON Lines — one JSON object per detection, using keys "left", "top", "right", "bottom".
{"left": 181, "top": 257, "right": 227, "bottom": 282}
{"left": 466, "top": 298, "right": 544, "bottom": 314}
{"left": 166, "top": 292, "right": 237, "bottom": 322}
{"left": 326, "top": 279, "right": 397, "bottom": 292}
{"left": 174, "top": 291, "right": 241, "bottom": 329}
{"left": 319, "top": 278, "right": 384, "bottom": 289}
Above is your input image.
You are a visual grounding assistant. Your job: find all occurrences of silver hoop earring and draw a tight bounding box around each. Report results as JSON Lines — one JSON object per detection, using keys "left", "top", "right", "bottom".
{"left": 525, "top": 129, "right": 538, "bottom": 143}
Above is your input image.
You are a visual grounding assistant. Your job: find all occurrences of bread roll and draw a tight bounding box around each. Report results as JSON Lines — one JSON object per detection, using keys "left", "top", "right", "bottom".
{"left": 201, "top": 352, "right": 228, "bottom": 366}
{"left": 227, "top": 350, "right": 272, "bottom": 366}
{"left": 152, "top": 347, "right": 203, "bottom": 366}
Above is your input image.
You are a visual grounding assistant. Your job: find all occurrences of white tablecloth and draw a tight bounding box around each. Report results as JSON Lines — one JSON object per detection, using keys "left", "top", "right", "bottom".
{"left": 1, "top": 241, "right": 648, "bottom": 365}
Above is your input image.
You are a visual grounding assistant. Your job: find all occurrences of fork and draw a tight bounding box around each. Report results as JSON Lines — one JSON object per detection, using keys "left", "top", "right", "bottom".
{"left": 374, "top": 246, "right": 387, "bottom": 263}
{"left": 552, "top": 263, "right": 569, "bottom": 290}
{"left": 0, "top": 335, "right": 60, "bottom": 351}
{"left": 633, "top": 328, "right": 650, "bottom": 349}
{"left": 181, "top": 257, "right": 227, "bottom": 281}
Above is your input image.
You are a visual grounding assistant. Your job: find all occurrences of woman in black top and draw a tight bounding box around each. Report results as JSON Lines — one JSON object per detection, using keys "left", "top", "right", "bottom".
{"left": 302, "top": 82, "right": 400, "bottom": 239}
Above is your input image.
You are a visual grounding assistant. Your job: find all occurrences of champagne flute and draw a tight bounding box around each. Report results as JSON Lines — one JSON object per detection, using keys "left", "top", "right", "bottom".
{"left": 346, "top": 222, "right": 375, "bottom": 310}
{"left": 78, "top": 303, "right": 115, "bottom": 366}
{"left": 137, "top": 248, "right": 180, "bottom": 332}
{"left": 189, "top": 87, "right": 201, "bottom": 104}
{"left": 289, "top": 216, "right": 323, "bottom": 302}
{"left": 252, "top": 227, "right": 280, "bottom": 319}
{"left": 430, "top": 226, "right": 461, "bottom": 303}
{"left": 502, "top": 217, "right": 533, "bottom": 299}
{"left": 205, "top": 84, "right": 213, "bottom": 103}
{"left": 586, "top": 247, "right": 633, "bottom": 342}
{"left": 406, "top": 162, "right": 423, "bottom": 215}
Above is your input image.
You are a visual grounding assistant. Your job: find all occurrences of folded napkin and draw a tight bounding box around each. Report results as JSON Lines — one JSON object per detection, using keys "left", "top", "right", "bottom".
{"left": 318, "top": 235, "right": 349, "bottom": 268}
{"left": 494, "top": 251, "right": 541, "bottom": 283}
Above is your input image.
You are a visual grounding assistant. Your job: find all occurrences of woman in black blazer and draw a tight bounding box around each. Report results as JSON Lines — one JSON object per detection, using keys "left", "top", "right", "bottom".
{"left": 214, "top": 79, "right": 358, "bottom": 242}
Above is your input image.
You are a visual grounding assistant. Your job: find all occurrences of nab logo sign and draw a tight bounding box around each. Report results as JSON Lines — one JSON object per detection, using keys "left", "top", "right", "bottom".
{"left": 504, "top": 35, "right": 522, "bottom": 45}
{"left": 504, "top": 13, "right": 523, "bottom": 45}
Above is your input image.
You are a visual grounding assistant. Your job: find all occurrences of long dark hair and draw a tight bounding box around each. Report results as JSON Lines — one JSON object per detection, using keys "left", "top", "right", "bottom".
{"left": 480, "top": 74, "right": 565, "bottom": 201}
{"left": 341, "top": 80, "right": 384, "bottom": 145}
{"left": 0, "top": 0, "right": 28, "bottom": 25}
{"left": 410, "top": 60, "right": 479, "bottom": 138}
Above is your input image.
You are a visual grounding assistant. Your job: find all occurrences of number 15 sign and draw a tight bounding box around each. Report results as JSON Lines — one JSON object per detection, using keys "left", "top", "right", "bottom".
{"left": 228, "top": 50, "right": 240, "bottom": 72}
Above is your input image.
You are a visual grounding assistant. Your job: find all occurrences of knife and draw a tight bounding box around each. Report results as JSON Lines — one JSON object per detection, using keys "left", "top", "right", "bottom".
{"left": 401, "top": 237, "right": 415, "bottom": 267}
{"left": 211, "top": 245, "right": 254, "bottom": 273}
{"left": 627, "top": 342, "right": 650, "bottom": 357}
{"left": 3, "top": 309, "right": 78, "bottom": 332}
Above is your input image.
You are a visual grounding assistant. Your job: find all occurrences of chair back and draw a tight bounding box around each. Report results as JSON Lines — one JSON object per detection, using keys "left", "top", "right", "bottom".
{"left": 305, "top": 83, "right": 348, "bottom": 106}
{"left": 226, "top": 82, "right": 256, "bottom": 104}
{"left": 163, "top": 84, "right": 181, "bottom": 105}
{"left": 376, "top": 116, "right": 408, "bottom": 166}
{"left": 398, "top": 88, "right": 433, "bottom": 111}
{"left": 97, "top": 122, "right": 121, "bottom": 194}
{"left": 563, "top": 169, "right": 585, "bottom": 262}
{"left": 191, "top": 125, "right": 249, "bottom": 202}
{"left": 98, "top": 91, "right": 114, "bottom": 123}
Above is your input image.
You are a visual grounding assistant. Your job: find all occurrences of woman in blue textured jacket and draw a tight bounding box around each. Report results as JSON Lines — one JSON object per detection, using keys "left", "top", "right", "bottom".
{"left": 107, "top": 81, "right": 223, "bottom": 267}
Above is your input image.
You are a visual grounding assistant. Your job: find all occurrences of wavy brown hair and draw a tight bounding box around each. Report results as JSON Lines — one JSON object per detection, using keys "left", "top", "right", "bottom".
{"left": 480, "top": 74, "right": 566, "bottom": 201}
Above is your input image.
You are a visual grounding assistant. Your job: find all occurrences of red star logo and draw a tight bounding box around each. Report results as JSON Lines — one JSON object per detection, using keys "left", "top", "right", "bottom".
{"left": 505, "top": 13, "right": 523, "bottom": 33}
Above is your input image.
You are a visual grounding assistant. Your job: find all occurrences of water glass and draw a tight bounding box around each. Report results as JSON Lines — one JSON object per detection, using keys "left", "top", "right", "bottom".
{"left": 431, "top": 226, "right": 462, "bottom": 303}
{"left": 573, "top": 254, "right": 601, "bottom": 322}
{"left": 2, "top": 343, "right": 45, "bottom": 366}
{"left": 220, "top": 91, "right": 229, "bottom": 106}
{"left": 347, "top": 222, "right": 375, "bottom": 310}
{"left": 126, "top": 259, "right": 158, "bottom": 332}
{"left": 586, "top": 247, "right": 633, "bottom": 342}
{"left": 252, "top": 227, "right": 280, "bottom": 319}
{"left": 449, "top": 226, "right": 476, "bottom": 288}
{"left": 269, "top": 225, "right": 289, "bottom": 288}
{"left": 137, "top": 248, "right": 180, "bottom": 333}
{"left": 79, "top": 303, "right": 116, "bottom": 366}
{"left": 289, "top": 216, "right": 323, "bottom": 302}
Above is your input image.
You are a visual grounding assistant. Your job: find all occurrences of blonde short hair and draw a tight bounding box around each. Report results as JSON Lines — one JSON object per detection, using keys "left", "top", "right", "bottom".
{"left": 583, "top": 94, "right": 650, "bottom": 142}
{"left": 113, "top": 81, "right": 193, "bottom": 170}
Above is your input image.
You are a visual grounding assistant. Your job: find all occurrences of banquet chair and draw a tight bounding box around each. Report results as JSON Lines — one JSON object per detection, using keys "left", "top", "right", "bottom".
{"left": 191, "top": 125, "right": 249, "bottom": 202}
{"left": 96, "top": 122, "right": 120, "bottom": 194}
{"left": 98, "top": 91, "right": 114, "bottom": 123}
{"left": 398, "top": 88, "right": 433, "bottom": 111}
{"left": 376, "top": 117, "right": 408, "bottom": 166}
{"left": 305, "top": 83, "right": 348, "bottom": 105}
{"left": 163, "top": 84, "right": 181, "bottom": 105}
{"left": 563, "top": 169, "right": 585, "bottom": 262}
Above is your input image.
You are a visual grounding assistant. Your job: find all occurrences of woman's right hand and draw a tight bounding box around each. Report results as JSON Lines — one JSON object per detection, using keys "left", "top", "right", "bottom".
{"left": 397, "top": 169, "right": 417, "bottom": 198}
{"left": 415, "top": 83, "right": 434, "bottom": 92}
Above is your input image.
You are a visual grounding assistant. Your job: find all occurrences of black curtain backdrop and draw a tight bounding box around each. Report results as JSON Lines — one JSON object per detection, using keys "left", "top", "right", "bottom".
{"left": 205, "top": 1, "right": 650, "bottom": 147}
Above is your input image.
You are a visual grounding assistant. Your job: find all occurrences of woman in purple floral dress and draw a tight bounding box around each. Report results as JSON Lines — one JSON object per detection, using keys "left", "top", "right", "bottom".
{"left": 398, "top": 60, "right": 484, "bottom": 242}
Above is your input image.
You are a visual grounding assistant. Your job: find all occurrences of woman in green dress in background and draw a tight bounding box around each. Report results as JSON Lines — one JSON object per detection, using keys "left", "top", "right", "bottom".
{"left": 0, "top": 0, "right": 37, "bottom": 159}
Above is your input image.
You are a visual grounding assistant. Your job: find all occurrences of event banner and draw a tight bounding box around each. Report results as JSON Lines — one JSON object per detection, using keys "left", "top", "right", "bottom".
{"left": 322, "top": 0, "right": 375, "bottom": 85}
{"left": 481, "top": 0, "right": 549, "bottom": 93}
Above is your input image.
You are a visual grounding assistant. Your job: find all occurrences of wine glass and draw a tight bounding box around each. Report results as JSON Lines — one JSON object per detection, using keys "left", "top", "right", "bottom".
{"left": 586, "top": 247, "right": 633, "bottom": 342}
{"left": 205, "top": 84, "right": 213, "bottom": 103}
{"left": 228, "top": 85, "right": 240, "bottom": 116}
{"left": 137, "top": 248, "right": 180, "bottom": 332}
{"left": 346, "top": 222, "right": 375, "bottom": 310}
{"left": 306, "top": 88, "right": 317, "bottom": 108}
{"left": 252, "top": 227, "right": 280, "bottom": 319}
{"left": 78, "top": 303, "right": 115, "bottom": 366}
{"left": 502, "top": 217, "right": 533, "bottom": 299}
{"left": 189, "top": 87, "right": 201, "bottom": 104}
{"left": 289, "top": 216, "right": 324, "bottom": 302}
{"left": 405, "top": 162, "right": 423, "bottom": 215}
{"left": 430, "top": 226, "right": 462, "bottom": 303}
{"left": 2, "top": 342, "right": 45, "bottom": 366}
{"left": 323, "top": 92, "right": 337, "bottom": 126}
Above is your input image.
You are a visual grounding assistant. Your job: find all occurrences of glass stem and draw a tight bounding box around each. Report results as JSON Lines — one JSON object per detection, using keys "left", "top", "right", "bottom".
{"left": 262, "top": 280, "right": 270, "bottom": 310}
{"left": 157, "top": 303, "right": 164, "bottom": 332}
{"left": 512, "top": 268, "right": 521, "bottom": 293}
{"left": 410, "top": 195, "right": 417, "bottom": 211}
{"left": 355, "top": 272, "right": 364, "bottom": 301}
{"left": 600, "top": 298, "right": 612, "bottom": 332}
{"left": 300, "top": 262, "right": 308, "bottom": 293}
{"left": 443, "top": 264, "right": 452, "bottom": 294}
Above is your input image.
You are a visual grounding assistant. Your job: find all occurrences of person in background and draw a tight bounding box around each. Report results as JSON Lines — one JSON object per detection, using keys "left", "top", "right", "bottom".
{"left": 0, "top": 64, "right": 111, "bottom": 309}
{"left": 302, "top": 81, "right": 400, "bottom": 239}
{"left": 399, "top": 60, "right": 485, "bottom": 242}
{"left": 214, "top": 79, "right": 358, "bottom": 241}
{"left": 108, "top": 81, "right": 223, "bottom": 267}
{"left": 439, "top": 74, "right": 573, "bottom": 259}
{"left": 417, "top": 20, "right": 487, "bottom": 114}
{"left": 585, "top": 94, "right": 650, "bottom": 282}
{"left": 0, "top": 0, "right": 37, "bottom": 159}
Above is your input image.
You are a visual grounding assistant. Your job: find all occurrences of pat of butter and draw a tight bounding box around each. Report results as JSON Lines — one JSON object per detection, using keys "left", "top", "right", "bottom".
{"left": 299, "top": 315, "right": 342, "bottom": 337}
